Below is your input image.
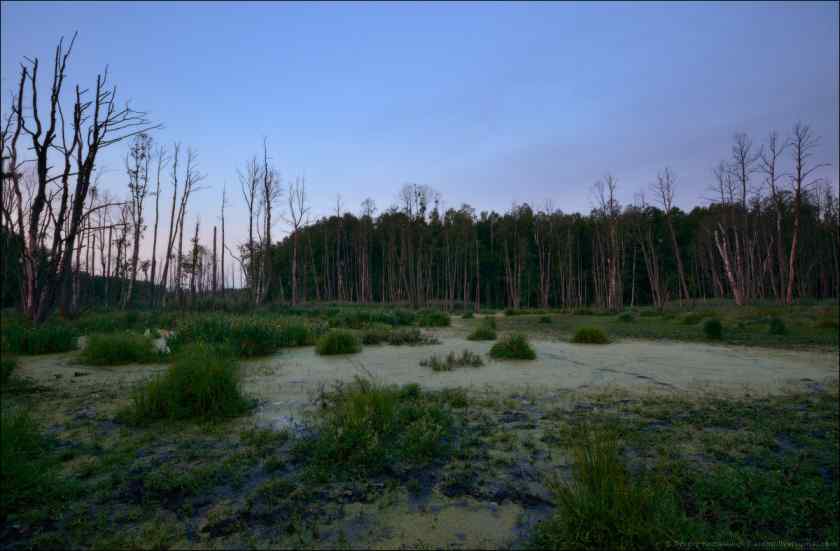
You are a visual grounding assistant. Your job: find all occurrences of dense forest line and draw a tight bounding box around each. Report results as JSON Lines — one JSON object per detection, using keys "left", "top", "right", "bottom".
{"left": 2, "top": 36, "right": 838, "bottom": 322}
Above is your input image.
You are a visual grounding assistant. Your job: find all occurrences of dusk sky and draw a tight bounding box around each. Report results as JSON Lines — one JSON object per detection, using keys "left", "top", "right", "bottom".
{"left": 2, "top": 1, "right": 838, "bottom": 255}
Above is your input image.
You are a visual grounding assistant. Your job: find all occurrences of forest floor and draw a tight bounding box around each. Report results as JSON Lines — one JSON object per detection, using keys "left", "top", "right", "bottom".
{"left": 3, "top": 314, "right": 837, "bottom": 549}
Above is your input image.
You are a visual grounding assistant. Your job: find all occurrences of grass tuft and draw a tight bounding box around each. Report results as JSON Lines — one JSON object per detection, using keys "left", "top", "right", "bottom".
{"left": 315, "top": 329, "right": 361, "bottom": 355}
{"left": 768, "top": 317, "right": 787, "bottom": 335}
{"left": 416, "top": 309, "right": 450, "bottom": 327}
{"left": 617, "top": 312, "right": 634, "bottom": 322}
{"left": 420, "top": 349, "right": 484, "bottom": 371}
{"left": 80, "top": 333, "right": 160, "bottom": 365}
{"left": 539, "top": 315, "right": 553, "bottom": 324}
{"left": 1, "top": 357, "right": 16, "bottom": 386}
{"left": 467, "top": 323, "right": 497, "bottom": 341}
{"left": 571, "top": 327, "right": 610, "bottom": 344}
{"left": 703, "top": 318, "right": 723, "bottom": 340}
{"left": 1, "top": 323, "right": 77, "bottom": 355}
{"left": 489, "top": 333, "right": 536, "bottom": 360}
{"left": 121, "top": 343, "right": 251, "bottom": 424}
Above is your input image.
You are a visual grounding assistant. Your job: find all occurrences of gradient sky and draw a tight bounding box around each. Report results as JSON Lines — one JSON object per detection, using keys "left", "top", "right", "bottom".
{"left": 2, "top": 1, "right": 838, "bottom": 256}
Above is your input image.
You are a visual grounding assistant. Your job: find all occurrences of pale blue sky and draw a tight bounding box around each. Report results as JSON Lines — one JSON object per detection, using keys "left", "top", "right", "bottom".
{"left": 2, "top": 1, "right": 838, "bottom": 252}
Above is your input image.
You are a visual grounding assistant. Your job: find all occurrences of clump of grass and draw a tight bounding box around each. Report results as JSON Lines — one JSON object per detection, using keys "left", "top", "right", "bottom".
{"left": 1, "top": 357, "right": 15, "bottom": 386}
{"left": 296, "top": 377, "right": 454, "bottom": 479}
{"left": 80, "top": 333, "right": 160, "bottom": 366}
{"left": 316, "top": 329, "right": 361, "bottom": 355}
{"left": 814, "top": 317, "right": 838, "bottom": 330}
{"left": 1, "top": 323, "right": 77, "bottom": 355}
{"left": 275, "top": 321, "right": 314, "bottom": 347}
{"left": 571, "top": 327, "right": 610, "bottom": 344}
{"left": 638, "top": 310, "right": 661, "bottom": 317}
{"left": 416, "top": 309, "right": 450, "bottom": 327}
{"left": 617, "top": 312, "right": 634, "bottom": 322}
{"left": 539, "top": 315, "right": 553, "bottom": 324}
{"left": 420, "top": 350, "right": 484, "bottom": 371}
{"left": 573, "top": 308, "right": 594, "bottom": 316}
{"left": 360, "top": 324, "right": 391, "bottom": 345}
{"left": 530, "top": 430, "right": 689, "bottom": 549}
{"left": 680, "top": 312, "right": 704, "bottom": 325}
{"left": 122, "top": 343, "right": 252, "bottom": 424}
{"left": 467, "top": 323, "right": 497, "bottom": 341}
{"left": 386, "top": 327, "right": 439, "bottom": 345}
{"left": 489, "top": 333, "right": 536, "bottom": 360}
{"left": 462, "top": 311, "right": 474, "bottom": 319}
{"left": 703, "top": 318, "right": 723, "bottom": 340}
{"left": 768, "top": 317, "right": 787, "bottom": 335}
{"left": 167, "top": 315, "right": 286, "bottom": 357}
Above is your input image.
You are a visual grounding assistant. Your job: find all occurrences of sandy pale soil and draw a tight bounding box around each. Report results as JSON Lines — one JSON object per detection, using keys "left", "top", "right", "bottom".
{"left": 241, "top": 332, "right": 838, "bottom": 430}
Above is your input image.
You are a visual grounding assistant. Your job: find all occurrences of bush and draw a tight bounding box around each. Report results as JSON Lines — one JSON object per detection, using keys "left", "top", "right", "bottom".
{"left": 361, "top": 324, "right": 391, "bottom": 345}
{"left": 275, "top": 322, "right": 314, "bottom": 347}
{"left": 386, "top": 327, "right": 439, "bottom": 346}
{"left": 2, "top": 324, "right": 78, "bottom": 355}
{"left": 489, "top": 334, "right": 536, "bottom": 360}
{"left": 539, "top": 315, "right": 553, "bottom": 324}
{"left": 703, "top": 318, "right": 723, "bottom": 340}
{"left": 572, "top": 327, "right": 610, "bottom": 344}
{"left": 467, "top": 325, "right": 497, "bottom": 341}
{"left": 316, "top": 329, "right": 361, "bottom": 355}
{"left": 295, "top": 378, "right": 453, "bottom": 479}
{"left": 123, "top": 343, "right": 251, "bottom": 423}
{"left": 639, "top": 310, "right": 661, "bottom": 317}
{"left": 80, "top": 333, "right": 159, "bottom": 366}
{"left": 167, "top": 315, "right": 285, "bottom": 357}
{"left": 530, "top": 431, "right": 689, "bottom": 549}
{"left": 617, "top": 312, "right": 634, "bottom": 323}
{"left": 416, "top": 309, "right": 450, "bottom": 327}
{"left": 1, "top": 357, "right": 15, "bottom": 386}
{"left": 767, "top": 318, "right": 787, "bottom": 335}
{"left": 420, "top": 350, "right": 484, "bottom": 371}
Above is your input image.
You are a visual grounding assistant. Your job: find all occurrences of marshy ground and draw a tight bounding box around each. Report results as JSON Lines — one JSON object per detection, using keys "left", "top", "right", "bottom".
{"left": 1, "top": 304, "right": 838, "bottom": 549}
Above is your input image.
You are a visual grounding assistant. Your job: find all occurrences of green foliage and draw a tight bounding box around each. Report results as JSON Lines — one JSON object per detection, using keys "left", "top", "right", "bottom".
{"left": 571, "top": 327, "right": 610, "bottom": 344}
{"left": 767, "top": 317, "right": 787, "bottom": 335}
{"left": 489, "top": 333, "right": 536, "bottom": 360}
{"left": 573, "top": 308, "right": 594, "bottom": 316}
{"left": 539, "top": 315, "right": 553, "bottom": 324}
{"left": 461, "top": 311, "right": 474, "bottom": 319}
{"left": 703, "top": 318, "right": 723, "bottom": 340}
{"left": 80, "top": 333, "right": 160, "bottom": 366}
{"left": 1, "top": 407, "right": 64, "bottom": 516}
{"left": 617, "top": 312, "right": 634, "bottom": 323}
{"left": 315, "top": 329, "right": 361, "bottom": 355}
{"left": 296, "top": 378, "right": 454, "bottom": 479}
{"left": 815, "top": 317, "right": 838, "bottom": 329}
{"left": 1, "top": 357, "right": 15, "bottom": 386}
{"left": 361, "top": 324, "right": 391, "bottom": 345}
{"left": 530, "top": 431, "right": 690, "bottom": 550}
{"left": 122, "top": 343, "right": 251, "bottom": 424}
{"left": 483, "top": 316, "right": 497, "bottom": 329}
{"left": 274, "top": 321, "right": 314, "bottom": 347}
{"left": 638, "top": 310, "right": 661, "bottom": 317}
{"left": 167, "top": 315, "right": 305, "bottom": 357}
{"left": 467, "top": 324, "right": 497, "bottom": 341}
{"left": 386, "top": 327, "right": 439, "bottom": 345}
{"left": 1, "top": 323, "right": 77, "bottom": 355}
{"left": 416, "top": 309, "right": 450, "bottom": 327}
{"left": 420, "top": 349, "right": 484, "bottom": 371}
{"left": 329, "top": 308, "right": 416, "bottom": 329}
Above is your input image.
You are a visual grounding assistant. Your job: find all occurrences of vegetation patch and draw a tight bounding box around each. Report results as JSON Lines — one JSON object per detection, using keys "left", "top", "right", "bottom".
{"left": 467, "top": 323, "right": 497, "bottom": 341}
{"left": 489, "top": 333, "right": 536, "bottom": 360}
{"left": 121, "top": 343, "right": 252, "bottom": 424}
{"left": 80, "top": 332, "right": 160, "bottom": 365}
{"left": 462, "top": 311, "right": 474, "bottom": 319}
{"left": 703, "top": 318, "right": 723, "bottom": 340}
{"left": 416, "top": 309, "right": 450, "bottom": 327}
{"left": 539, "top": 315, "right": 553, "bottom": 324}
{"left": 1, "top": 323, "right": 77, "bottom": 355}
{"left": 420, "top": 349, "right": 484, "bottom": 371}
{"left": 617, "top": 312, "right": 634, "bottom": 322}
{"left": 386, "top": 327, "right": 439, "bottom": 345}
{"left": 1, "top": 357, "right": 15, "bottom": 386}
{"left": 295, "top": 377, "right": 454, "bottom": 479}
{"left": 768, "top": 317, "right": 787, "bottom": 335}
{"left": 166, "top": 315, "right": 309, "bottom": 357}
{"left": 316, "top": 329, "right": 361, "bottom": 355}
{"left": 571, "top": 327, "right": 610, "bottom": 344}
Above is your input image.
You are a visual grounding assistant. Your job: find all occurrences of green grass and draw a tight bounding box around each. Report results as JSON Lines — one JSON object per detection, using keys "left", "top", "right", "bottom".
{"left": 420, "top": 349, "right": 484, "bottom": 371}
{"left": 121, "top": 343, "right": 252, "bottom": 424}
{"left": 385, "top": 327, "right": 439, "bottom": 345}
{"left": 539, "top": 315, "right": 553, "bottom": 324}
{"left": 571, "top": 327, "right": 610, "bottom": 344}
{"left": 467, "top": 324, "right": 497, "bottom": 341}
{"left": 462, "top": 311, "right": 474, "bottom": 319}
{"left": 416, "top": 309, "right": 451, "bottom": 327}
{"left": 79, "top": 333, "right": 160, "bottom": 366}
{"left": 1, "top": 323, "right": 78, "bottom": 355}
{"left": 166, "top": 315, "right": 312, "bottom": 357}
{"left": 315, "top": 329, "right": 361, "bottom": 355}
{"left": 489, "top": 333, "right": 536, "bottom": 360}
{"left": 295, "top": 377, "right": 454, "bottom": 479}
{"left": 703, "top": 318, "right": 723, "bottom": 340}
{"left": 617, "top": 312, "right": 634, "bottom": 322}
{"left": 530, "top": 430, "right": 691, "bottom": 549}
{"left": 768, "top": 317, "right": 787, "bottom": 335}
{"left": 1, "top": 357, "right": 15, "bottom": 386}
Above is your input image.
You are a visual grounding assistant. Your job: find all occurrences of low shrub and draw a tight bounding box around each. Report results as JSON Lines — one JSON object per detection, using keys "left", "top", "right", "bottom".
{"left": 316, "top": 329, "right": 361, "bottom": 355}
{"left": 386, "top": 327, "right": 439, "bottom": 346}
{"left": 768, "top": 317, "right": 787, "bottom": 335}
{"left": 489, "top": 333, "right": 536, "bottom": 360}
{"left": 420, "top": 350, "right": 484, "bottom": 371}
{"left": 483, "top": 316, "right": 497, "bottom": 329}
{"left": 681, "top": 312, "right": 704, "bottom": 325}
{"left": 361, "top": 324, "right": 391, "bottom": 345}
{"left": 275, "top": 322, "right": 314, "bottom": 347}
{"left": 462, "top": 311, "right": 474, "bottom": 319}
{"left": 530, "top": 430, "right": 689, "bottom": 549}
{"left": 539, "top": 315, "right": 553, "bottom": 324}
{"left": 167, "top": 315, "right": 284, "bottom": 357}
{"left": 295, "top": 377, "right": 454, "bottom": 479}
{"left": 417, "top": 309, "right": 450, "bottom": 327}
{"left": 1, "top": 324, "right": 77, "bottom": 355}
{"left": 617, "top": 312, "right": 634, "bottom": 323}
{"left": 467, "top": 325, "right": 496, "bottom": 341}
{"left": 703, "top": 318, "right": 723, "bottom": 340}
{"left": 80, "top": 333, "right": 159, "bottom": 366}
{"left": 572, "top": 327, "right": 610, "bottom": 344}
{"left": 122, "top": 343, "right": 251, "bottom": 423}
{"left": 1, "top": 357, "right": 15, "bottom": 386}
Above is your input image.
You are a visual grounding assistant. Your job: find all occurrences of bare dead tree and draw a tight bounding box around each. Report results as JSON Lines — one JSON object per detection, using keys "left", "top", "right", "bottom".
{"left": 122, "top": 133, "right": 153, "bottom": 308}
{"left": 651, "top": 167, "right": 690, "bottom": 302}
{"left": 238, "top": 156, "right": 260, "bottom": 299}
{"left": 148, "top": 144, "right": 168, "bottom": 306}
{"left": 285, "top": 176, "right": 309, "bottom": 305}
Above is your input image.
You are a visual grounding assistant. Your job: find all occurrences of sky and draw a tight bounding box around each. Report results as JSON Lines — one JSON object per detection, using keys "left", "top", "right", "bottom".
{"left": 2, "top": 1, "right": 838, "bottom": 259}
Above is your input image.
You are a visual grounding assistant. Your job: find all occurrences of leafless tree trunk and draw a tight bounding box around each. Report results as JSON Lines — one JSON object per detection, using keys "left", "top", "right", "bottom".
{"left": 286, "top": 176, "right": 309, "bottom": 305}
{"left": 122, "top": 133, "right": 152, "bottom": 308}
{"left": 652, "top": 167, "right": 690, "bottom": 302}
{"left": 149, "top": 145, "right": 168, "bottom": 306}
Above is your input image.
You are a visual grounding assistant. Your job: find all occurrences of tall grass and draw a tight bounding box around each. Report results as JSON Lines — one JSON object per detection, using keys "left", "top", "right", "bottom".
{"left": 571, "top": 327, "right": 610, "bottom": 344}
{"left": 420, "top": 349, "right": 484, "bottom": 371}
{"left": 1, "top": 357, "right": 15, "bottom": 386}
{"left": 531, "top": 431, "right": 690, "bottom": 549}
{"left": 167, "top": 315, "right": 311, "bottom": 357}
{"left": 122, "top": 343, "right": 252, "bottom": 424}
{"left": 489, "top": 333, "right": 536, "bottom": 360}
{"left": 80, "top": 333, "right": 160, "bottom": 365}
{"left": 703, "top": 318, "right": 723, "bottom": 340}
{"left": 467, "top": 324, "right": 497, "bottom": 341}
{"left": 1, "top": 323, "right": 78, "bottom": 355}
{"left": 315, "top": 329, "right": 361, "bottom": 355}
{"left": 416, "top": 309, "right": 451, "bottom": 327}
